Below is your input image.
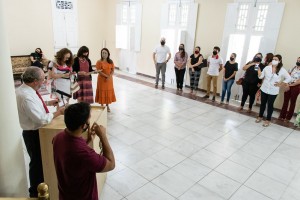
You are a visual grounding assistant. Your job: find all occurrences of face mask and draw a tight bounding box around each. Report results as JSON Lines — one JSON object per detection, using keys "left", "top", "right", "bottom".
{"left": 213, "top": 51, "right": 217, "bottom": 55}
{"left": 82, "top": 123, "right": 89, "bottom": 133}
{"left": 272, "top": 60, "right": 279, "bottom": 66}
{"left": 230, "top": 57, "right": 234, "bottom": 61}
{"left": 253, "top": 57, "right": 262, "bottom": 63}
{"left": 194, "top": 50, "right": 199, "bottom": 54}
{"left": 179, "top": 47, "right": 184, "bottom": 51}
{"left": 296, "top": 62, "right": 300, "bottom": 66}
{"left": 161, "top": 41, "right": 165, "bottom": 46}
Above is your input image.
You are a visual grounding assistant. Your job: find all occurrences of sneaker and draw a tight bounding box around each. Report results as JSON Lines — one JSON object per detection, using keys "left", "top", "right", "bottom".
{"left": 220, "top": 101, "right": 224, "bottom": 104}
{"left": 225, "top": 101, "right": 229, "bottom": 105}
{"left": 203, "top": 95, "right": 209, "bottom": 98}
{"left": 162, "top": 85, "right": 165, "bottom": 89}
{"left": 155, "top": 84, "right": 158, "bottom": 89}
{"left": 212, "top": 96, "right": 215, "bottom": 102}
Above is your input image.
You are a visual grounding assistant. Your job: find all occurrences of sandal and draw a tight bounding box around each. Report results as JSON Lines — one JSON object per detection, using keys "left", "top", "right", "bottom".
{"left": 255, "top": 117, "right": 262, "bottom": 123}
{"left": 262, "top": 121, "right": 270, "bottom": 127}
{"left": 107, "top": 106, "right": 111, "bottom": 112}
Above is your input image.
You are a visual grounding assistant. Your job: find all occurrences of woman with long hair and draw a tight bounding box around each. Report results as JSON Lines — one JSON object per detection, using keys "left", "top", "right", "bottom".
{"left": 72, "top": 46, "right": 94, "bottom": 104}
{"left": 174, "top": 43, "right": 188, "bottom": 91}
{"left": 239, "top": 53, "right": 264, "bottom": 112}
{"left": 279, "top": 57, "right": 300, "bottom": 122}
{"left": 220, "top": 53, "right": 238, "bottom": 104}
{"left": 95, "top": 48, "right": 116, "bottom": 112}
{"left": 256, "top": 54, "right": 291, "bottom": 127}
{"left": 49, "top": 48, "right": 74, "bottom": 104}
{"left": 187, "top": 46, "right": 203, "bottom": 94}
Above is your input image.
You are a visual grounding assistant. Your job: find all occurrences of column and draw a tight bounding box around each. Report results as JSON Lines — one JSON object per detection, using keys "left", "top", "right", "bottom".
{"left": 0, "top": 0, "right": 27, "bottom": 197}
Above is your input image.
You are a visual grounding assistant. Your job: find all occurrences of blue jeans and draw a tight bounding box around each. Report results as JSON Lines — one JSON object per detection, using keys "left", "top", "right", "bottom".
{"left": 221, "top": 79, "right": 234, "bottom": 102}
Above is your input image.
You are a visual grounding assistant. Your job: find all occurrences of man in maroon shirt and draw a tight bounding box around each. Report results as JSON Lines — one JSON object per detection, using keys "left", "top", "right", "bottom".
{"left": 53, "top": 102, "right": 115, "bottom": 200}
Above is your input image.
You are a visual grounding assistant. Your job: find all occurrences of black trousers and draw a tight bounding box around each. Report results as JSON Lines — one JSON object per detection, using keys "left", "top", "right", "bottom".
{"left": 22, "top": 130, "right": 44, "bottom": 197}
{"left": 31, "top": 61, "right": 44, "bottom": 71}
{"left": 259, "top": 91, "right": 277, "bottom": 121}
{"left": 174, "top": 67, "right": 186, "bottom": 89}
{"left": 241, "top": 82, "right": 259, "bottom": 109}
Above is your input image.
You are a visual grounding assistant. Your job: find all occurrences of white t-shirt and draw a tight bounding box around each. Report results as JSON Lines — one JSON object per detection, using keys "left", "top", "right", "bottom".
{"left": 207, "top": 55, "right": 223, "bottom": 76}
{"left": 16, "top": 84, "right": 53, "bottom": 130}
{"left": 154, "top": 45, "right": 170, "bottom": 63}
{"left": 259, "top": 65, "right": 291, "bottom": 95}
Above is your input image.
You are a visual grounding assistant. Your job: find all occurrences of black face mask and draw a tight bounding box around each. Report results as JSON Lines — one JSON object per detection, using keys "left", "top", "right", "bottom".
{"left": 253, "top": 57, "right": 262, "bottom": 63}
{"left": 179, "top": 47, "right": 184, "bottom": 51}
{"left": 230, "top": 57, "right": 234, "bottom": 61}
{"left": 296, "top": 62, "right": 300, "bottom": 66}
{"left": 213, "top": 51, "right": 217, "bottom": 55}
{"left": 161, "top": 41, "right": 165, "bottom": 46}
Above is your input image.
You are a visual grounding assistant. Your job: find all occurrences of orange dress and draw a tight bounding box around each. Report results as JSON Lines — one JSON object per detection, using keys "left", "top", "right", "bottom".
{"left": 95, "top": 60, "right": 116, "bottom": 104}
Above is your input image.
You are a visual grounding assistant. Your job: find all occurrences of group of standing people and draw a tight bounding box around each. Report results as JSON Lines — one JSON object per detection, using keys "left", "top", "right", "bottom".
{"left": 47, "top": 46, "right": 116, "bottom": 111}
{"left": 153, "top": 38, "right": 300, "bottom": 127}
{"left": 16, "top": 46, "right": 118, "bottom": 198}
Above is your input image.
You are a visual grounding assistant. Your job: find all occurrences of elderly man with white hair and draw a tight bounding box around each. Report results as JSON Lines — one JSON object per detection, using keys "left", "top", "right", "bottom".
{"left": 16, "top": 67, "right": 65, "bottom": 197}
{"left": 153, "top": 37, "right": 171, "bottom": 89}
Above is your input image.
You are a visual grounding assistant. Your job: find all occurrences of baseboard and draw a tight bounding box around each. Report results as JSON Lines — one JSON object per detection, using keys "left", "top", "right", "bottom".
{"left": 136, "top": 72, "right": 156, "bottom": 79}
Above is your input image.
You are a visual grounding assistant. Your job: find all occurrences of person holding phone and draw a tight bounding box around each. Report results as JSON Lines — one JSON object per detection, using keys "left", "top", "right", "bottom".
{"left": 256, "top": 54, "right": 291, "bottom": 127}
{"left": 30, "top": 48, "right": 46, "bottom": 70}
{"left": 49, "top": 48, "right": 74, "bottom": 104}
{"left": 239, "top": 53, "right": 265, "bottom": 112}
{"left": 72, "top": 46, "right": 94, "bottom": 103}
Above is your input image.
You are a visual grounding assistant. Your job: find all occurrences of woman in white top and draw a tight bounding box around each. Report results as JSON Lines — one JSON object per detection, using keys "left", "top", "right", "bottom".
{"left": 278, "top": 57, "right": 300, "bottom": 122}
{"left": 49, "top": 48, "right": 74, "bottom": 104}
{"left": 256, "top": 54, "right": 291, "bottom": 127}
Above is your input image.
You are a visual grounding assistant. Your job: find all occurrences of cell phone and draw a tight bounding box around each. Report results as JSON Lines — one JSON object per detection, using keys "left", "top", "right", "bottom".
{"left": 254, "top": 64, "right": 259, "bottom": 71}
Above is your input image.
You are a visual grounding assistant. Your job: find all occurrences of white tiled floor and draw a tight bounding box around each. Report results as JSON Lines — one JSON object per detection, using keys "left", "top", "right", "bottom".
{"left": 39, "top": 72, "right": 300, "bottom": 200}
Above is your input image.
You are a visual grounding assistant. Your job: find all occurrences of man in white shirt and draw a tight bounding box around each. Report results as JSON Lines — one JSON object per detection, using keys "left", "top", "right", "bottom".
{"left": 203, "top": 46, "right": 223, "bottom": 101}
{"left": 16, "top": 67, "right": 64, "bottom": 197}
{"left": 153, "top": 37, "right": 171, "bottom": 89}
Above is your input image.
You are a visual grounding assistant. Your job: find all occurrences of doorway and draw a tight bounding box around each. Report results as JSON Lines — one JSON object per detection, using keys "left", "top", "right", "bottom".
{"left": 221, "top": 1, "right": 285, "bottom": 101}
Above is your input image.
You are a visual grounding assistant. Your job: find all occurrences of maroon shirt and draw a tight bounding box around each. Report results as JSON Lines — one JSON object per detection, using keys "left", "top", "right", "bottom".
{"left": 53, "top": 130, "right": 107, "bottom": 200}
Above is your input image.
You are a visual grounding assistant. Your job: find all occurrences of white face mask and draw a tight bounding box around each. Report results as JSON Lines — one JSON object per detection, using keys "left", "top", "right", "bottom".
{"left": 272, "top": 60, "right": 279, "bottom": 66}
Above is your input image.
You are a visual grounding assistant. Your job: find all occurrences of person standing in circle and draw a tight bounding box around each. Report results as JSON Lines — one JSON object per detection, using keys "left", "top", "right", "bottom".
{"left": 279, "top": 57, "right": 300, "bottom": 122}
{"left": 174, "top": 44, "right": 188, "bottom": 91}
{"left": 220, "top": 53, "right": 238, "bottom": 104}
{"left": 95, "top": 48, "right": 116, "bottom": 112}
{"left": 188, "top": 46, "right": 203, "bottom": 94}
{"left": 72, "top": 46, "right": 94, "bottom": 104}
{"left": 153, "top": 37, "right": 171, "bottom": 89}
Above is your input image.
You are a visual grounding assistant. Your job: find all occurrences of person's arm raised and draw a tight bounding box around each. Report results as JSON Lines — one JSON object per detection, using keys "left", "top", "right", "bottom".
{"left": 92, "top": 123, "right": 115, "bottom": 172}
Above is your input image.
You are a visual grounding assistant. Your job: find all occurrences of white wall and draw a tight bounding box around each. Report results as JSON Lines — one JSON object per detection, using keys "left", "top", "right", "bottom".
{"left": 0, "top": 0, "right": 27, "bottom": 196}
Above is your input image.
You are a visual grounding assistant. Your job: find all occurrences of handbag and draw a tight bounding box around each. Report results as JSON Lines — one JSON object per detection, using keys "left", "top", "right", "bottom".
{"left": 71, "top": 76, "right": 80, "bottom": 94}
{"left": 236, "top": 77, "right": 244, "bottom": 85}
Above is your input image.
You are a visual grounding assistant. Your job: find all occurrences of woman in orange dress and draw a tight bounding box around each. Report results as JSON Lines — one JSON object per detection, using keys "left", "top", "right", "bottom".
{"left": 95, "top": 48, "right": 116, "bottom": 112}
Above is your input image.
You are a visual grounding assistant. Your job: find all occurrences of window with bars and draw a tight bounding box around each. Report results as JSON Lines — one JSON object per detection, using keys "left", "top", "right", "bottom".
{"left": 122, "top": 5, "right": 128, "bottom": 24}
{"left": 236, "top": 4, "right": 249, "bottom": 30}
{"left": 180, "top": 4, "right": 189, "bottom": 26}
{"left": 130, "top": 5, "right": 136, "bottom": 24}
{"left": 121, "top": 4, "right": 136, "bottom": 25}
{"left": 168, "top": 4, "right": 177, "bottom": 26}
{"left": 254, "top": 4, "right": 269, "bottom": 31}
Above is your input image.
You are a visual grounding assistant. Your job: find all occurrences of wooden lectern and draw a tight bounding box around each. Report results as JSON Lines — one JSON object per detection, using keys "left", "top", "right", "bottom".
{"left": 39, "top": 106, "right": 107, "bottom": 199}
